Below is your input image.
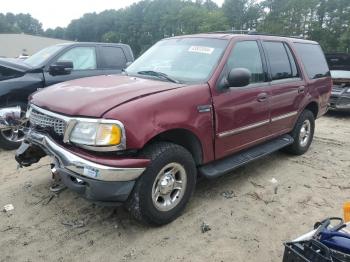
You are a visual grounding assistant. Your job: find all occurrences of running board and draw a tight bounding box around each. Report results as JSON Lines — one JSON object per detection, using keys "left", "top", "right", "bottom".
{"left": 199, "top": 134, "right": 294, "bottom": 179}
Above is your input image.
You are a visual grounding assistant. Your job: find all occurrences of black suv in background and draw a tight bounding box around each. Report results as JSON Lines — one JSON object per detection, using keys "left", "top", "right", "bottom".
{"left": 0, "top": 42, "right": 134, "bottom": 149}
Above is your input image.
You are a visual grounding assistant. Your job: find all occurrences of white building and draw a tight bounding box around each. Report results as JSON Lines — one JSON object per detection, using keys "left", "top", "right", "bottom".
{"left": 0, "top": 33, "right": 73, "bottom": 58}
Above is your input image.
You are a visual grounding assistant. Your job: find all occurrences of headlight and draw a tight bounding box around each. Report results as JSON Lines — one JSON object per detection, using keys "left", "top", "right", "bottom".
{"left": 347, "top": 88, "right": 350, "bottom": 93}
{"left": 69, "top": 121, "right": 123, "bottom": 148}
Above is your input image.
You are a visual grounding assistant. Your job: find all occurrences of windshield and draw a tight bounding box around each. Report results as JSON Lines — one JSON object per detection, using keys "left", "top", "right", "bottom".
{"left": 126, "top": 38, "right": 228, "bottom": 83}
{"left": 24, "top": 45, "right": 65, "bottom": 67}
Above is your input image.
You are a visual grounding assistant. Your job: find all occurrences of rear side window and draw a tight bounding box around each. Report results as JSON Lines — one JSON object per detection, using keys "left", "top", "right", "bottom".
{"left": 263, "top": 41, "right": 298, "bottom": 80}
{"left": 100, "top": 46, "right": 127, "bottom": 69}
{"left": 294, "top": 43, "right": 329, "bottom": 79}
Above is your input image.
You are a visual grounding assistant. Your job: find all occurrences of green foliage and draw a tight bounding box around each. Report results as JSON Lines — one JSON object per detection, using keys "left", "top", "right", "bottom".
{"left": 0, "top": 13, "right": 43, "bottom": 35}
{"left": 0, "top": 0, "right": 349, "bottom": 55}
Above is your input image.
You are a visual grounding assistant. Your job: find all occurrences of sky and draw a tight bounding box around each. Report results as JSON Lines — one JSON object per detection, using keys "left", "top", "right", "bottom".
{"left": 0, "top": 0, "right": 225, "bottom": 30}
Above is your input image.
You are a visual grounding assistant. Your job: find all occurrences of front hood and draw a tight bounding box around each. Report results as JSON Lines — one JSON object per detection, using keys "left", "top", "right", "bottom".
{"left": 0, "top": 58, "right": 34, "bottom": 72}
{"left": 31, "top": 75, "right": 184, "bottom": 117}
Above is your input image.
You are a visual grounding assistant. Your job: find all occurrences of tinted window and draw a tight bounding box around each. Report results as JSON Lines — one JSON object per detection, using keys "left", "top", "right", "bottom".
{"left": 294, "top": 43, "right": 329, "bottom": 79}
{"left": 264, "top": 41, "right": 295, "bottom": 80}
{"left": 57, "top": 47, "right": 96, "bottom": 70}
{"left": 285, "top": 44, "right": 299, "bottom": 78}
{"left": 325, "top": 54, "right": 350, "bottom": 71}
{"left": 100, "top": 47, "right": 127, "bottom": 69}
{"left": 227, "top": 41, "right": 265, "bottom": 83}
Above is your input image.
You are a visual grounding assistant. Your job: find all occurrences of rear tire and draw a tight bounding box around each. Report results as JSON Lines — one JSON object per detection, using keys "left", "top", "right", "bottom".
{"left": 125, "top": 142, "right": 197, "bottom": 226}
{"left": 283, "top": 109, "right": 315, "bottom": 155}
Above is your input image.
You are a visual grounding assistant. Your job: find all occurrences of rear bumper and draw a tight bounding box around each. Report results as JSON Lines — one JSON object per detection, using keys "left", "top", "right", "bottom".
{"left": 16, "top": 130, "right": 148, "bottom": 203}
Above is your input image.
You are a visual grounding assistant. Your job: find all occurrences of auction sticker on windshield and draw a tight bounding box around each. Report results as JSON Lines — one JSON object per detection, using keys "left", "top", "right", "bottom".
{"left": 188, "top": 46, "right": 214, "bottom": 55}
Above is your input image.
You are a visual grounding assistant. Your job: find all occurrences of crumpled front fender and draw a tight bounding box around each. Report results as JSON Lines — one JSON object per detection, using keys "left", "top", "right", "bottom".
{"left": 15, "top": 141, "right": 46, "bottom": 167}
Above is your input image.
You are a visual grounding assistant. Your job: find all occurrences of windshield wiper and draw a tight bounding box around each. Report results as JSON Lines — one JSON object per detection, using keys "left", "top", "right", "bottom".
{"left": 137, "top": 70, "right": 180, "bottom": 83}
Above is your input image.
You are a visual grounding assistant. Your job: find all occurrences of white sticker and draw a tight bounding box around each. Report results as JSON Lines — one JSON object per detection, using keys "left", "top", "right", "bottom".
{"left": 188, "top": 46, "right": 214, "bottom": 55}
{"left": 83, "top": 166, "right": 99, "bottom": 178}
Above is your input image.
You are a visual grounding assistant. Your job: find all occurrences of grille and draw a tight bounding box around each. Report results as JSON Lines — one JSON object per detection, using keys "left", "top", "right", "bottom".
{"left": 332, "top": 85, "right": 345, "bottom": 94}
{"left": 329, "top": 96, "right": 339, "bottom": 105}
{"left": 29, "top": 107, "right": 66, "bottom": 136}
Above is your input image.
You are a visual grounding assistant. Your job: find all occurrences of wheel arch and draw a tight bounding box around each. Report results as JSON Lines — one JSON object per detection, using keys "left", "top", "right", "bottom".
{"left": 144, "top": 128, "right": 204, "bottom": 166}
{"left": 303, "top": 101, "right": 319, "bottom": 119}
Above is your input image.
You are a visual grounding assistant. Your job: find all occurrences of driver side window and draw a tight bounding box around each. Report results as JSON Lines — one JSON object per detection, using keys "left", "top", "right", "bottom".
{"left": 227, "top": 41, "right": 265, "bottom": 84}
{"left": 57, "top": 47, "right": 96, "bottom": 70}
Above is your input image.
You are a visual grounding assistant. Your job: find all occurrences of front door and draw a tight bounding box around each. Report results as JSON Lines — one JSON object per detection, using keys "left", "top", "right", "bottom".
{"left": 212, "top": 40, "right": 271, "bottom": 160}
{"left": 44, "top": 46, "right": 102, "bottom": 86}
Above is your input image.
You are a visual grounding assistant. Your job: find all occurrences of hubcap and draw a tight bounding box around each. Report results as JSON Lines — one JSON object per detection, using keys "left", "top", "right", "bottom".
{"left": 1, "top": 126, "right": 25, "bottom": 143}
{"left": 152, "top": 163, "right": 187, "bottom": 212}
{"left": 299, "top": 119, "right": 311, "bottom": 147}
{"left": 0, "top": 109, "right": 27, "bottom": 144}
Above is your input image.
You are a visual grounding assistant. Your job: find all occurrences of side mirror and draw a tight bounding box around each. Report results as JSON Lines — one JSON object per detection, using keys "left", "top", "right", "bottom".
{"left": 49, "top": 61, "right": 73, "bottom": 76}
{"left": 226, "top": 68, "right": 251, "bottom": 88}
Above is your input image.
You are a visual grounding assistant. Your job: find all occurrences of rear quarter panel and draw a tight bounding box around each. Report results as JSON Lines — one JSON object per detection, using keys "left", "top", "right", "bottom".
{"left": 306, "top": 77, "right": 332, "bottom": 117}
{"left": 288, "top": 41, "right": 332, "bottom": 118}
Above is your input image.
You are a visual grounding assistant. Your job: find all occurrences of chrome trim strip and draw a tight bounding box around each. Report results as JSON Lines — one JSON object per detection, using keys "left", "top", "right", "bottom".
{"left": 26, "top": 130, "right": 145, "bottom": 182}
{"left": 30, "top": 104, "right": 71, "bottom": 122}
{"left": 271, "top": 111, "right": 298, "bottom": 123}
{"left": 29, "top": 104, "right": 126, "bottom": 152}
{"left": 218, "top": 119, "right": 270, "bottom": 138}
{"left": 197, "top": 105, "right": 212, "bottom": 113}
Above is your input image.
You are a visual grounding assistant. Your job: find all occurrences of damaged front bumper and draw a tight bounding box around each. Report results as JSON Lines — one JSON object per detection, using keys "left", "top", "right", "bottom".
{"left": 329, "top": 87, "right": 350, "bottom": 111}
{"left": 0, "top": 106, "right": 22, "bottom": 130}
{"left": 16, "top": 130, "right": 148, "bottom": 203}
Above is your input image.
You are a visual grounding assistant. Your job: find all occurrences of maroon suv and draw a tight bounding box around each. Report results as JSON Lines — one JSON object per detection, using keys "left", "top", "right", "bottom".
{"left": 16, "top": 34, "right": 332, "bottom": 225}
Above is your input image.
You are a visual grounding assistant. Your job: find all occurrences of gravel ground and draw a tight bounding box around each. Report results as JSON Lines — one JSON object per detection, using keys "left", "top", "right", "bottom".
{"left": 0, "top": 112, "right": 349, "bottom": 262}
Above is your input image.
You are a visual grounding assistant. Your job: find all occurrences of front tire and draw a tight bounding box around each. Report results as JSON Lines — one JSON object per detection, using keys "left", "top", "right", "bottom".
{"left": 0, "top": 103, "right": 27, "bottom": 150}
{"left": 126, "top": 142, "right": 197, "bottom": 226}
{"left": 283, "top": 109, "right": 315, "bottom": 155}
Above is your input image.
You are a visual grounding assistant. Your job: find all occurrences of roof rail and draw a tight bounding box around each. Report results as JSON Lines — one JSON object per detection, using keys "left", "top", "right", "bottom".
{"left": 208, "top": 30, "right": 252, "bottom": 34}
{"left": 207, "top": 30, "right": 306, "bottom": 40}
{"left": 247, "top": 31, "right": 306, "bottom": 39}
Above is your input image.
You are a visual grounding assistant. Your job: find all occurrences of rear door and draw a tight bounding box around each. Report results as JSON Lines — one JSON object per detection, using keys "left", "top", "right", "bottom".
{"left": 262, "top": 41, "right": 305, "bottom": 134}
{"left": 97, "top": 46, "right": 128, "bottom": 75}
{"left": 44, "top": 45, "right": 102, "bottom": 86}
{"left": 213, "top": 40, "right": 271, "bottom": 159}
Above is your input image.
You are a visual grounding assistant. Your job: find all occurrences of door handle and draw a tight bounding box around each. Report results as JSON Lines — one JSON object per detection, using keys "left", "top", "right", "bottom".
{"left": 298, "top": 86, "right": 305, "bottom": 94}
{"left": 257, "top": 93, "right": 268, "bottom": 102}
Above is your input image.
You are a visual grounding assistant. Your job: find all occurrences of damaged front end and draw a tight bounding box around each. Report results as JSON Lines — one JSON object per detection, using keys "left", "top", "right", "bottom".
{"left": 15, "top": 104, "right": 147, "bottom": 203}
{"left": 327, "top": 63, "right": 350, "bottom": 110}
{"left": 15, "top": 139, "right": 47, "bottom": 167}
{"left": 329, "top": 80, "right": 350, "bottom": 111}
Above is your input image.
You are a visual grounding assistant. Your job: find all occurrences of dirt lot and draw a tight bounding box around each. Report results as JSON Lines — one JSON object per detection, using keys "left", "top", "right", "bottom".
{"left": 0, "top": 112, "right": 349, "bottom": 262}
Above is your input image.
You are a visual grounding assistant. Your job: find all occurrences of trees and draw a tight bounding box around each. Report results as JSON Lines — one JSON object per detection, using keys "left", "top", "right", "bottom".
{"left": 222, "top": 0, "right": 261, "bottom": 31}
{"left": 0, "top": 13, "right": 43, "bottom": 35}
{"left": 0, "top": 0, "right": 349, "bottom": 55}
